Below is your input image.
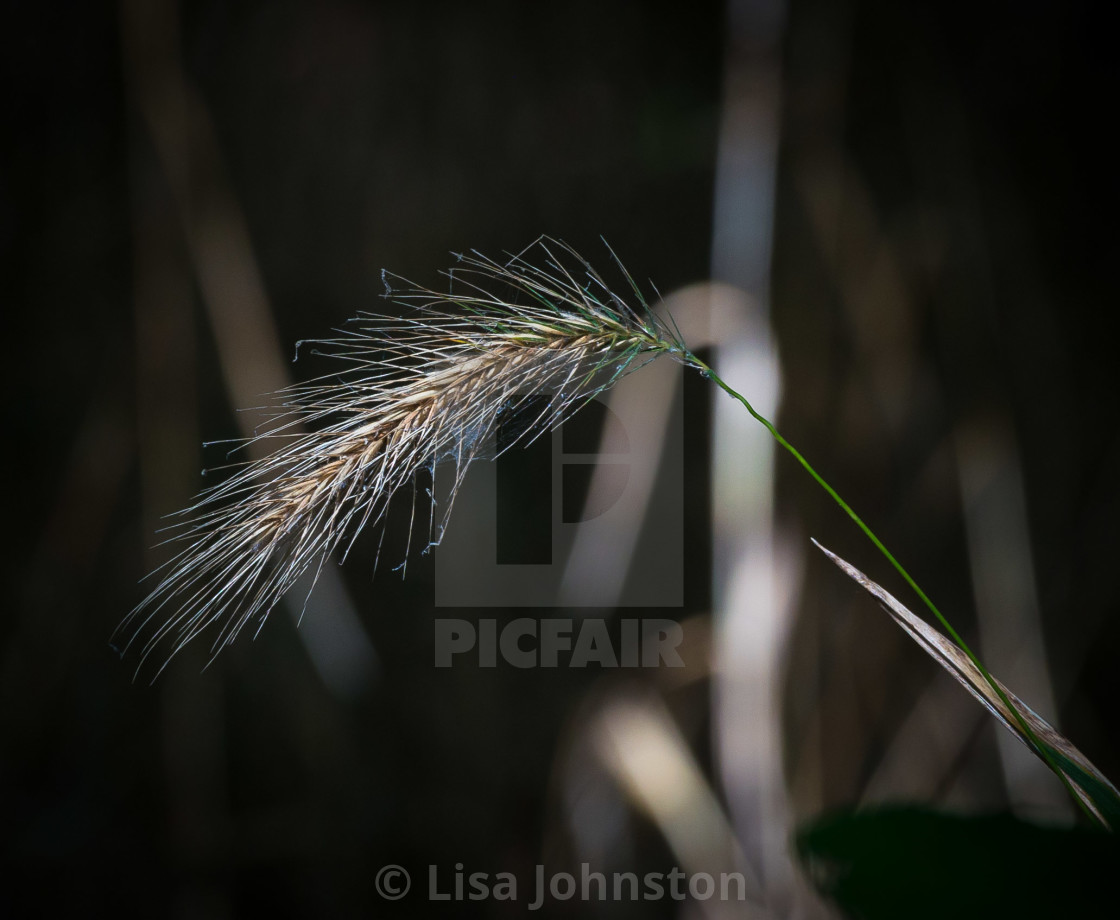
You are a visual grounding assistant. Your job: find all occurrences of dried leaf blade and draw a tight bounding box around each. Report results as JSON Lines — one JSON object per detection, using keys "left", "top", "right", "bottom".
{"left": 813, "top": 539, "right": 1120, "bottom": 829}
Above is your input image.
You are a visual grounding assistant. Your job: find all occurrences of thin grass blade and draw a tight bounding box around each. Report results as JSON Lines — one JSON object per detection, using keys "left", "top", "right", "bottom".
{"left": 813, "top": 539, "right": 1120, "bottom": 828}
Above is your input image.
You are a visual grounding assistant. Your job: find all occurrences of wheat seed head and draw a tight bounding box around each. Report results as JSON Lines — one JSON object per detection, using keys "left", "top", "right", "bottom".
{"left": 117, "top": 236, "right": 688, "bottom": 677}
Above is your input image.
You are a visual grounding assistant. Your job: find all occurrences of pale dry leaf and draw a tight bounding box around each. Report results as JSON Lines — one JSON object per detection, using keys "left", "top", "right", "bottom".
{"left": 813, "top": 539, "right": 1120, "bottom": 828}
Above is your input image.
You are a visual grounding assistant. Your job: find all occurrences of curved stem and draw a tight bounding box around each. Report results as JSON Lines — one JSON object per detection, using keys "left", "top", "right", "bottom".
{"left": 686, "top": 350, "right": 1095, "bottom": 825}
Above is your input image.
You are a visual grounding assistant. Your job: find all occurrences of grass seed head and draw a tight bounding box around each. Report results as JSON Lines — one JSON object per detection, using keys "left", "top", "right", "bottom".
{"left": 117, "top": 237, "right": 686, "bottom": 677}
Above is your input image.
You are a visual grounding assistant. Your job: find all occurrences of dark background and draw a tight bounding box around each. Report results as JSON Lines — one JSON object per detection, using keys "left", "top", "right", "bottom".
{"left": 5, "top": 0, "right": 1118, "bottom": 916}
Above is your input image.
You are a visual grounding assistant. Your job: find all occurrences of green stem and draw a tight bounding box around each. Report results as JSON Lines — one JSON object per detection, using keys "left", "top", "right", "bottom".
{"left": 686, "top": 350, "right": 1096, "bottom": 825}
